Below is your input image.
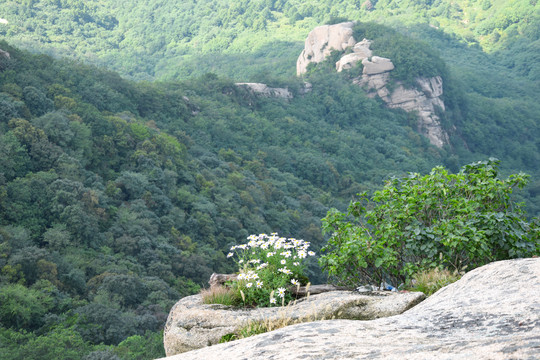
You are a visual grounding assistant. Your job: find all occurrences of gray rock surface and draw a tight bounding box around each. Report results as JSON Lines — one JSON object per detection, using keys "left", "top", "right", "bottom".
{"left": 160, "top": 258, "right": 540, "bottom": 360}
{"left": 336, "top": 52, "right": 366, "bottom": 72}
{"left": 296, "top": 22, "right": 356, "bottom": 75}
{"left": 336, "top": 38, "right": 373, "bottom": 72}
{"left": 386, "top": 77, "right": 448, "bottom": 148}
{"left": 0, "top": 48, "right": 10, "bottom": 59}
{"left": 235, "top": 82, "right": 292, "bottom": 99}
{"left": 357, "top": 73, "right": 449, "bottom": 148}
{"left": 163, "top": 290, "right": 425, "bottom": 357}
{"left": 361, "top": 56, "right": 395, "bottom": 75}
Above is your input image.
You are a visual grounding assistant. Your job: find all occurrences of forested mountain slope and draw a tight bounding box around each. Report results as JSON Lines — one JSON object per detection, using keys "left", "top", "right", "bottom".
{"left": 0, "top": 38, "right": 458, "bottom": 358}
{"left": 0, "top": 0, "right": 538, "bottom": 81}
{"left": 0, "top": 1, "right": 538, "bottom": 359}
{"left": 1, "top": 0, "right": 538, "bottom": 191}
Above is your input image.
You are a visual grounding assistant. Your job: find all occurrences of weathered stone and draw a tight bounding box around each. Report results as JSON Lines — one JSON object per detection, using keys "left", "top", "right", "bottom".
{"left": 354, "top": 72, "right": 389, "bottom": 92}
{"left": 0, "top": 48, "right": 10, "bottom": 59}
{"left": 336, "top": 39, "right": 373, "bottom": 72}
{"left": 362, "top": 56, "right": 395, "bottom": 75}
{"left": 163, "top": 290, "right": 425, "bottom": 357}
{"left": 385, "top": 77, "right": 448, "bottom": 148}
{"left": 299, "top": 82, "right": 312, "bottom": 95}
{"left": 417, "top": 75, "right": 444, "bottom": 98}
{"left": 297, "top": 22, "right": 356, "bottom": 75}
{"left": 235, "top": 83, "right": 292, "bottom": 99}
{"left": 208, "top": 273, "right": 237, "bottom": 288}
{"left": 336, "top": 52, "right": 366, "bottom": 72}
{"left": 160, "top": 258, "right": 540, "bottom": 360}
{"left": 357, "top": 74, "right": 448, "bottom": 148}
{"left": 353, "top": 38, "right": 372, "bottom": 57}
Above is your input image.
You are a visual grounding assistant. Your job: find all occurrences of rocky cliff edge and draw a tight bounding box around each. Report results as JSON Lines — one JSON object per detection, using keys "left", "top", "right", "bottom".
{"left": 159, "top": 257, "right": 540, "bottom": 360}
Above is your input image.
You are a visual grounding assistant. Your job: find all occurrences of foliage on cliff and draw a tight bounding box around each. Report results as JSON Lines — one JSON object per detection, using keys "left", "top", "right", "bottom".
{"left": 320, "top": 159, "right": 539, "bottom": 287}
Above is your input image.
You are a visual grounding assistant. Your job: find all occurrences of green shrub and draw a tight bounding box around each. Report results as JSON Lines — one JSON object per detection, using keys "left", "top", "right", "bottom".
{"left": 319, "top": 159, "right": 539, "bottom": 287}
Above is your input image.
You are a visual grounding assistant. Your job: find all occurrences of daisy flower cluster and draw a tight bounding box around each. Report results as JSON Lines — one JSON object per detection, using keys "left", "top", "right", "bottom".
{"left": 227, "top": 233, "right": 316, "bottom": 307}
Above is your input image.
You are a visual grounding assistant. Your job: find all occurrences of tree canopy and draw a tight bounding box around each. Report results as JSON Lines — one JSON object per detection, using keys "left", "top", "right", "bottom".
{"left": 320, "top": 159, "right": 539, "bottom": 287}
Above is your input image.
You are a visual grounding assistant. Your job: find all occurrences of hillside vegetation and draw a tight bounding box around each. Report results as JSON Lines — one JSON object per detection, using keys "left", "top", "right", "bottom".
{"left": 0, "top": 1, "right": 538, "bottom": 359}
{"left": 0, "top": 38, "right": 456, "bottom": 358}
{"left": 0, "top": 0, "right": 538, "bottom": 81}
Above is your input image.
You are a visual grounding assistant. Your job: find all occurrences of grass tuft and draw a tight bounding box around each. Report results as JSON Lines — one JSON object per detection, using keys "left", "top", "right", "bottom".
{"left": 407, "top": 268, "right": 461, "bottom": 296}
{"left": 200, "top": 286, "right": 240, "bottom": 306}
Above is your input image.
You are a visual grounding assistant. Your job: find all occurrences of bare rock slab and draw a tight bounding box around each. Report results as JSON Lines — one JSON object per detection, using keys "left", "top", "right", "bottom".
{"left": 163, "top": 290, "right": 425, "bottom": 356}
{"left": 160, "top": 258, "right": 540, "bottom": 360}
{"left": 296, "top": 22, "right": 356, "bottom": 75}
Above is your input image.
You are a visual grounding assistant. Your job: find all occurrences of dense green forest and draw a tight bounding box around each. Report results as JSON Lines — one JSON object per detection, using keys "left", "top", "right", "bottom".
{"left": 0, "top": 0, "right": 539, "bottom": 359}
{"left": 0, "top": 0, "right": 538, "bottom": 81}
{"left": 0, "top": 40, "right": 446, "bottom": 359}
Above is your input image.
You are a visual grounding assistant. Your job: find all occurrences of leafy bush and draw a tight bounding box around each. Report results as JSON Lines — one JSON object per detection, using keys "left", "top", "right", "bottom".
{"left": 319, "top": 159, "right": 539, "bottom": 287}
{"left": 226, "top": 233, "right": 316, "bottom": 307}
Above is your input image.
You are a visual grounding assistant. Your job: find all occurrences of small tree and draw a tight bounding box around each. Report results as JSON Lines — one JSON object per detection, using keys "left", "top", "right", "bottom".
{"left": 319, "top": 159, "right": 539, "bottom": 287}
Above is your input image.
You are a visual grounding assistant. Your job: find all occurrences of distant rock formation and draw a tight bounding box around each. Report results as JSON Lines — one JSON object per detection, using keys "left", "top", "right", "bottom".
{"left": 296, "top": 22, "right": 356, "bottom": 76}
{"left": 297, "top": 22, "right": 450, "bottom": 148}
{"left": 335, "top": 38, "right": 373, "bottom": 72}
{"left": 163, "top": 289, "right": 424, "bottom": 356}
{"left": 235, "top": 83, "right": 292, "bottom": 99}
{"left": 355, "top": 71, "right": 449, "bottom": 148}
{"left": 159, "top": 257, "right": 540, "bottom": 360}
{"left": 0, "top": 48, "right": 10, "bottom": 59}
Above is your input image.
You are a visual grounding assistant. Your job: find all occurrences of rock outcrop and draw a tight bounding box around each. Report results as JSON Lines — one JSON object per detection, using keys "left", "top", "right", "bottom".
{"left": 356, "top": 73, "right": 449, "bottom": 148}
{"left": 0, "top": 48, "right": 10, "bottom": 59}
{"left": 296, "top": 22, "right": 356, "bottom": 76}
{"left": 163, "top": 290, "right": 425, "bottom": 357}
{"left": 361, "top": 56, "right": 395, "bottom": 75}
{"left": 160, "top": 258, "right": 540, "bottom": 360}
{"left": 335, "top": 38, "right": 373, "bottom": 72}
{"left": 297, "top": 22, "right": 450, "bottom": 148}
{"left": 235, "top": 83, "right": 293, "bottom": 99}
